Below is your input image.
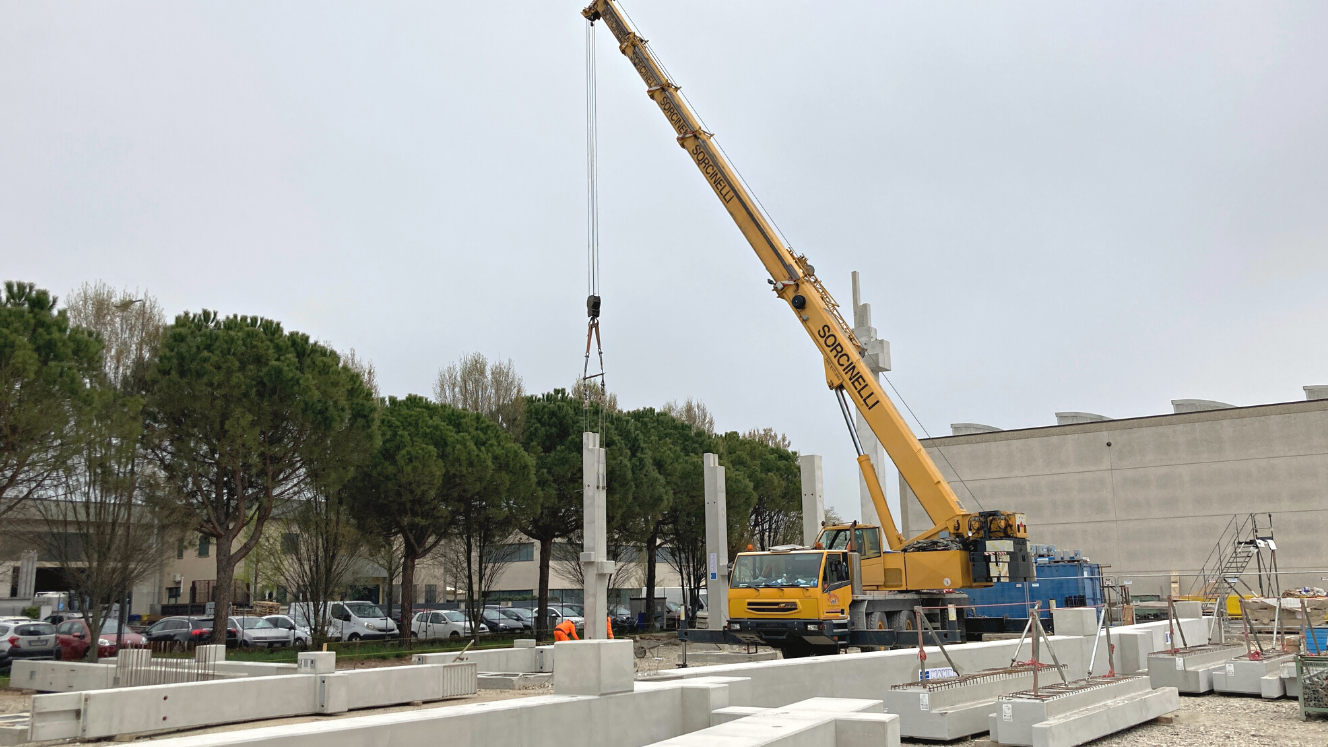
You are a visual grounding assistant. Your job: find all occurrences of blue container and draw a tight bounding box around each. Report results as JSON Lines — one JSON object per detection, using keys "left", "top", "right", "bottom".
{"left": 1308, "top": 627, "right": 1328, "bottom": 654}
{"left": 964, "top": 560, "right": 1103, "bottom": 620}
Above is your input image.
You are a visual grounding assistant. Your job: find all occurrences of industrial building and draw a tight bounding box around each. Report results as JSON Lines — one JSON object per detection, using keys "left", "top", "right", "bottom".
{"left": 901, "top": 387, "right": 1328, "bottom": 599}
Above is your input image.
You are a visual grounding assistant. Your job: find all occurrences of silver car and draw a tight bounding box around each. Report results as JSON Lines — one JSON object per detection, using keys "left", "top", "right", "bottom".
{"left": 262, "top": 615, "right": 312, "bottom": 648}
{"left": 228, "top": 616, "right": 290, "bottom": 648}
{"left": 0, "top": 621, "right": 59, "bottom": 671}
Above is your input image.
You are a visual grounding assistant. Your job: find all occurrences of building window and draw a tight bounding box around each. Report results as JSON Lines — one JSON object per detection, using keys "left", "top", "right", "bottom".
{"left": 493, "top": 542, "right": 535, "bottom": 563}
{"left": 198, "top": 535, "right": 210, "bottom": 558}
{"left": 166, "top": 586, "right": 181, "bottom": 601}
{"left": 425, "top": 584, "right": 438, "bottom": 604}
{"left": 177, "top": 538, "right": 185, "bottom": 560}
{"left": 281, "top": 533, "right": 299, "bottom": 555}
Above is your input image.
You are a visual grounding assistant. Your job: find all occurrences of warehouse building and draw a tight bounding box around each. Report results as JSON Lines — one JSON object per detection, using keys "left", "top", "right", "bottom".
{"left": 901, "top": 387, "right": 1328, "bottom": 599}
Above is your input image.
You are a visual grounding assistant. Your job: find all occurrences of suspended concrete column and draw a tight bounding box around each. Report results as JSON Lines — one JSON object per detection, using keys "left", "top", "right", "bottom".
{"left": 581, "top": 432, "right": 614, "bottom": 640}
{"left": 703, "top": 453, "right": 728, "bottom": 631}
{"left": 799, "top": 454, "right": 825, "bottom": 546}
{"left": 851, "top": 271, "right": 893, "bottom": 532}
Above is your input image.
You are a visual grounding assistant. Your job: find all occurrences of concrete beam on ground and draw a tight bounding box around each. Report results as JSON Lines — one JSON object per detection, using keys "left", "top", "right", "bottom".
{"left": 884, "top": 667, "right": 1036, "bottom": 740}
{"left": 660, "top": 697, "right": 898, "bottom": 747}
{"left": 988, "top": 676, "right": 1180, "bottom": 747}
{"left": 1147, "top": 644, "right": 1243, "bottom": 693}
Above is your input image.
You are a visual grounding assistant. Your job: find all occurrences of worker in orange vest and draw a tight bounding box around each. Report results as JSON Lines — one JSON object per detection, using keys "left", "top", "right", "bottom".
{"left": 553, "top": 618, "right": 579, "bottom": 642}
{"left": 606, "top": 617, "right": 614, "bottom": 639}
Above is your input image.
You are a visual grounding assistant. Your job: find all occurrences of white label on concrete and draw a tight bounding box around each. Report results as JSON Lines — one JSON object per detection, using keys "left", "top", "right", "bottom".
{"left": 1226, "top": 663, "right": 1235, "bottom": 676}
{"left": 1002, "top": 703, "right": 1013, "bottom": 722}
{"left": 1176, "top": 658, "right": 1185, "bottom": 671}
{"left": 923, "top": 667, "right": 956, "bottom": 680}
{"left": 919, "top": 693, "right": 930, "bottom": 711}
{"left": 1165, "top": 631, "right": 1172, "bottom": 645}
{"left": 709, "top": 553, "right": 718, "bottom": 581}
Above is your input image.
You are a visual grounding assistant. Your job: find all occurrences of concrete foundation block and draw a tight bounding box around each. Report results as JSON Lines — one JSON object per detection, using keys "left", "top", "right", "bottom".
{"left": 1172, "top": 601, "right": 1203, "bottom": 620}
{"left": 317, "top": 672, "right": 350, "bottom": 714}
{"left": 885, "top": 669, "right": 1035, "bottom": 740}
{"left": 27, "top": 691, "right": 83, "bottom": 741}
{"left": 298, "top": 651, "right": 336, "bottom": 674}
{"left": 1212, "top": 654, "right": 1294, "bottom": 696}
{"left": 990, "top": 677, "right": 1178, "bottom": 747}
{"left": 195, "top": 644, "right": 226, "bottom": 664}
{"left": 1112, "top": 631, "right": 1151, "bottom": 675}
{"left": 514, "top": 638, "right": 537, "bottom": 648}
{"left": 553, "top": 639, "right": 634, "bottom": 696}
{"left": 1260, "top": 674, "right": 1285, "bottom": 699}
{"left": 1147, "top": 646, "right": 1241, "bottom": 693}
{"left": 1052, "top": 608, "right": 1099, "bottom": 637}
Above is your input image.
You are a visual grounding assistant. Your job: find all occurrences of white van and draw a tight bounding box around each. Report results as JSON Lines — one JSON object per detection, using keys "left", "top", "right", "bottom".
{"left": 291, "top": 601, "right": 398, "bottom": 641}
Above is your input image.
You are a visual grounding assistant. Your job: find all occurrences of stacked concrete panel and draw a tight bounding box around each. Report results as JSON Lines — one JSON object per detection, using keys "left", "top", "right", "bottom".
{"left": 884, "top": 667, "right": 1036, "bottom": 740}
{"left": 1211, "top": 652, "right": 1296, "bottom": 696}
{"left": 987, "top": 676, "right": 1180, "bottom": 747}
{"left": 1147, "top": 644, "right": 1244, "bottom": 693}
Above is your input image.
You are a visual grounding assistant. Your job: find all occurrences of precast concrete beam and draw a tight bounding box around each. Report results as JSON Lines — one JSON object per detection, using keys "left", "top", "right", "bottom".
{"left": 988, "top": 676, "right": 1179, "bottom": 747}
{"left": 704, "top": 453, "right": 729, "bottom": 630}
{"left": 552, "top": 639, "right": 634, "bottom": 696}
{"left": 885, "top": 668, "right": 1036, "bottom": 740}
{"left": 1147, "top": 645, "right": 1242, "bottom": 693}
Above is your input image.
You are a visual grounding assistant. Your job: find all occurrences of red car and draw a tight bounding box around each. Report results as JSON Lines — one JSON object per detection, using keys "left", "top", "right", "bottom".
{"left": 56, "top": 618, "right": 146, "bottom": 660}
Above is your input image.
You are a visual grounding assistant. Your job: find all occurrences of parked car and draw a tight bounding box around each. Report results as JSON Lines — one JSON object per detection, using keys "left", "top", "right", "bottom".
{"left": 291, "top": 601, "right": 396, "bottom": 642}
{"left": 42, "top": 612, "right": 84, "bottom": 626}
{"left": 538, "top": 606, "right": 585, "bottom": 632}
{"left": 56, "top": 618, "right": 145, "bottom": 660}
{"left": 480, "top": 609, "right": 524, "bottom": 634}
{"left": 262, "top": 615, "right": 312, "bottom": 648}
{"left": 0, "top": 621, "right": 59, "bottom": 672}
{"left": 486, "top": 606, "right": 533, "bottom": 631}
{"left": 144, "top": 616, "right": 238, "bottom": 647}
{"left": 411, "top": 610, "right": 487, "bottom": 639}
{"left": 228, "top": 616, "right": 290, "bottom": 648}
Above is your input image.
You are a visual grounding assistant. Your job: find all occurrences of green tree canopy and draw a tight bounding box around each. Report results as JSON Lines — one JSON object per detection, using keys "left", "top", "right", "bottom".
{"left": 144, "top": 311, "right": 376, "bottom": 641}
{"left": 0, "top": 282, "right": 101, "bottom": 520}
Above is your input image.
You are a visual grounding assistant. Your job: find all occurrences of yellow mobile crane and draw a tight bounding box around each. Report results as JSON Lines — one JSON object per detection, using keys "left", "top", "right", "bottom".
{"left": 582, "top": 0, "right": 1034, "bottom": 655}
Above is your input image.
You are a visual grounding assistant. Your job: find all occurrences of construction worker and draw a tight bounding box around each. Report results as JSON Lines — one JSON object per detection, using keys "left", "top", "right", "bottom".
{"left": 606, "top": 617, "right": 614, "bottom": 639}
{"left": 553, "top": 618, "right": 579, "bottom": 642}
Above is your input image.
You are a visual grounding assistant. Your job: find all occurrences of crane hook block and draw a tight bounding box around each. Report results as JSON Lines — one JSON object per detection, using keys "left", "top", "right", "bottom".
{"left": 587, "top": 294, "right": 602, "bottom": 319}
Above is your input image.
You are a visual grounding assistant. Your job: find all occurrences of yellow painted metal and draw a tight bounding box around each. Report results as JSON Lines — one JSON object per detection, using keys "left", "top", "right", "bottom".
{"left": 582, "top": 0, "right": 977, "bottom": 537}
{"left": 857, "top": 455, "right": 905, "bottom": 551}
{"left": 727, "top": 555, "right": 848, "bottom": 621}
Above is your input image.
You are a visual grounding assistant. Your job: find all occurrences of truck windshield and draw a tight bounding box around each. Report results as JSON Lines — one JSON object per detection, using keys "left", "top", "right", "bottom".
{"left": 731, "top": 553, "right": 823, "bottom": 589}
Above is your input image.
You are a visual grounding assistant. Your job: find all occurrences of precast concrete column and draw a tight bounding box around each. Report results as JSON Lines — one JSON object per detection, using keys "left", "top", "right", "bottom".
{"left": 580, "top": 432, "right": 613, "bottom": 640}
{"left": 17, "top": 550, "right": 37, "bottom": 600}
{"left": 703, "top": 453, "right": 728, "bottom": 631}
{"left": 799, "top": 454, "right": 825, "bottom": 546}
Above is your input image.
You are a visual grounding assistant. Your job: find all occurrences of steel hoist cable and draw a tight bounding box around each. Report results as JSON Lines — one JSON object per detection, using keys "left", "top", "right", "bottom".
{"left": 582, "top": 17, "right": 606, "bottom": 435}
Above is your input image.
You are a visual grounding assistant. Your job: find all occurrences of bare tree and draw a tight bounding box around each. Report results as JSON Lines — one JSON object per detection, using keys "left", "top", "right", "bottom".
{"left": 342, "top": 348, "right": 381, "bottom": 400}
{"left": 273, "top": 488, "right": 364, "bottom": 647}
{"left": 551, "top": 537, "right": 641, "bottom": 594}
{"left": 25, "top": 392, "right": 183, "bottom": 661}
{"left": 571, "top": 377, "right": 619, "bottom": 413}
{"left": 64, "top": 282, "right": 165, "bottom": 391}
{"left": 364, "top": 533, "right": 404, "bottom": 618}
{"left": 743, "top": 427, "right": 791, "bottom": 450}
{"left": 434, "top": 353, "right": 526, "bottom": 437}
{"left": 439, "top": 537, "right": 523, "bottom": 641}
{"left": 662, "top": 398, "right": 715, "bottom": 435}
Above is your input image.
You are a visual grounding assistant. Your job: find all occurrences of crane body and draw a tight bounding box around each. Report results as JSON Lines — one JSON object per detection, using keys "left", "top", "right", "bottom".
{"left": 583, "top": 0, "right": 1033, "bottom": 655}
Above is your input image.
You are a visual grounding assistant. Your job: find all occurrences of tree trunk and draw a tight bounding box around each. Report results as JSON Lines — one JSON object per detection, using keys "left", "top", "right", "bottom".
{"left": 644, "top": 526, "right": 659, "bottom": 632}
{"left": 213, "top": 549, "right": 236, "bottom": 645}
{"left": 536, "top": 536, "right": 552, "bottom": 640}
{"left": 400, "top": 554, "right": 417, "bottom": 640}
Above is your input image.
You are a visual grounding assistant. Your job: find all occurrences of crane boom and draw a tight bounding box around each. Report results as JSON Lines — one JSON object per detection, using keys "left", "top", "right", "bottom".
{"left": 583, "top": 0, "right": 971, "bottom": 541}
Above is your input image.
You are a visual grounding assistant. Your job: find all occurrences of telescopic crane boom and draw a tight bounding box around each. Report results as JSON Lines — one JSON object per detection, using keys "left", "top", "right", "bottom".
{"left": 582, "top": 0, "right": 1031, "bottom": 593}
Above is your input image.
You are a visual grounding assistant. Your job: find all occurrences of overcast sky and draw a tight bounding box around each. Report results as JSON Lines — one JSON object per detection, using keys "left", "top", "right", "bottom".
{"left": 4, "top": 1, "right": 1326, "bottom": 523}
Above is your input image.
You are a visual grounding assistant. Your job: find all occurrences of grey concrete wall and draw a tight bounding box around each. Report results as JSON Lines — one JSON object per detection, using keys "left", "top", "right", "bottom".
{"left": 899, "top": 399, "right": 1328, "bottom": 597}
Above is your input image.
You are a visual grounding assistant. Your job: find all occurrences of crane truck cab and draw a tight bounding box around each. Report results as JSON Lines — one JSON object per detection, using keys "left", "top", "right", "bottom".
{"left": 726, "top": 547, "right": 858, "bottom": 658}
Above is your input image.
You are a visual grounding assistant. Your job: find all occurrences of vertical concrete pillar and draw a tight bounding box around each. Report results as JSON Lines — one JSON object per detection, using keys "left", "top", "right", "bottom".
{"left": 17, "top": 550, "right": 37, "bottom": 600}
{"left": 703, "top": 453, "right": 728, "bottom": 631}
{"left": 581, "top": 432, "right": 613, "bottom": 640}
{"left": 799, "top": 454, "right": 825, "bottom": 546}
{"left": 850, "top": 271, "right": 894, "bottom": 532}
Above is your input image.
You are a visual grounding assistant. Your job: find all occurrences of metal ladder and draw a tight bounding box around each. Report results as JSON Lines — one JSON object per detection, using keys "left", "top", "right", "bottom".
{"left": 1189, "top": 513, "right": 1279, "bottom": 603}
